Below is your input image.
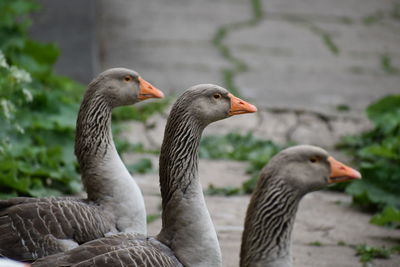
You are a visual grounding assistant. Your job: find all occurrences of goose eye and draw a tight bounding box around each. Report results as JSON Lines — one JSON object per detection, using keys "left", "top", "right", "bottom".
{"left": 309, "top": 157, "right": 319, "bottom": 163}
{"left": 213, "top": 93, "right": 221, "bottom": 99}
{"left": 124, "top": 76, "right": 133, "bottom": 82}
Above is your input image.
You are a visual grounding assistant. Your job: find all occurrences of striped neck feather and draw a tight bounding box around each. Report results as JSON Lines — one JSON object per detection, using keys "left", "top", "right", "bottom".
{"left": 158, "top": 104, "right": 222, "bottom": 267}
{"left": 240, "top": 177, "right": 301, "bottom": 267}
{"left": 75, "top": 92, "right": 113, "bottom": 168}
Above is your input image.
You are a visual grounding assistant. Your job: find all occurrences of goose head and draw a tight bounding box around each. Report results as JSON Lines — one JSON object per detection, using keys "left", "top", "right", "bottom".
{"left": 173, "top": 84, "right": 257, "bottom": 125}
{"left": 88, "top": 68, "right": 164, "bottom": 107}
{"left": 265, "top": 145, "right": 361, "bottom": 194}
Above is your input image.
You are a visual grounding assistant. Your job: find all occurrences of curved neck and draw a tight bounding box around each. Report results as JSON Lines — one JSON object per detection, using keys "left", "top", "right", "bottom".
{"left": 158, "top": 110, "right": 222, "bottom": 267}
{"left": 240, "top": 177, "right": 301, "bottom": 267}
{"left": 75, "top": 93, "right": 111, "bottom": 158}
{"left": 74, "top": 90, "right": 146, "bottom": 234}
{"left": 75, "top": 92, "right": 113, "bottom": 199}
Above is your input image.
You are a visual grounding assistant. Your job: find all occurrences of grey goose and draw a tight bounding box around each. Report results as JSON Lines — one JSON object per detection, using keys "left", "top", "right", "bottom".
{"left": 0, "top": 68, "right": 164, "bottom": 261}
{"left": 240, "top": 145, "right": 361, "bottom": 267}
{"left": 31, "top": 84, "right": 257, "bottom": 267}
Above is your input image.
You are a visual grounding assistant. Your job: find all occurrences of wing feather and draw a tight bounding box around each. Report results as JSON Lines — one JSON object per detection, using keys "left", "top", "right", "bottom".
{"left": 0, "top": 198, "right": 115, "bottom": 261}
{"left": 32, "top": 234, "right": 183, "bottom": 267}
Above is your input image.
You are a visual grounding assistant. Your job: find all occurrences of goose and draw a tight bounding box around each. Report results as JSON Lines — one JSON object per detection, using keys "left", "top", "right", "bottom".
{"left": 240, "top": 145, "right": 361, "bottom": 267}
{"left": 31, "top": 84, "right": 257, "bottom": 267}
{"left": 0, "top": 68, "right": 164, "bottom": 261}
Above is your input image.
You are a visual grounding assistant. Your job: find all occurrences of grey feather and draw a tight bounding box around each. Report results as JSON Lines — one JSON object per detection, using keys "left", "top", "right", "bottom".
{"left": 0, "top": 68, "right": 150, "bottom": 261}
{"left": 240, "top": 145, "right": 352, "bottom": 267}
{"left": 31, "top": 84, "right": 249, "bottom": 267}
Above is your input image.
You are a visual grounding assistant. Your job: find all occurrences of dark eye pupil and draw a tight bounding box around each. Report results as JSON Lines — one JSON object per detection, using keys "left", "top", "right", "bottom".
{"left": 125, "top": 76, "right": 131, "bottom": 81}
{"left": 310, "top": 158, "right": 317, "bottom": 163}
{"left": 214, "top": 94, "right": 220, "bottom": 99}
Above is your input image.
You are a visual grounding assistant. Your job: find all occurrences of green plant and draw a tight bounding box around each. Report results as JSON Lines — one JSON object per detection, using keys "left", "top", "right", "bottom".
{"left": 335, "top": 242, "right": 398, "bottom": 266}
{"left": 206, "top": 184, "right": 241, "bottom": 196}
{"left": 380, "top": 53, "right": 398, "bottom": 74}
{"left": 0, "top": 0, "right": 170, "bottom": 198}
{"left": 370, "top": 206, "right": 400, "bottom": 228}
{"left": 362, "top": 12, "right": 384, "bottom": 25}
{"left": 127, "top": 158, "right": 153, "bottom": 174}
{"left": 112, "top": 97, "right": 171, "bottom": 123}
{"left": 354, "top": 244, "right": 391, "bottom": 264}
{"left": 337, "top": 95, "right": 400, "bottom": 227}
{"left": 146, "top": 213, "right": 160, "bottom": 224}
{"left": 308, "top": 241, "right": 323, "bottom": 247}
{"left": 0, "top": 0, "right": 87, "bottom": 198}
{"left": 336, "top": 104, "right": 350, "bottom": 112}
{"left": 200, "top": 132, "right": 283, "bottom": 194}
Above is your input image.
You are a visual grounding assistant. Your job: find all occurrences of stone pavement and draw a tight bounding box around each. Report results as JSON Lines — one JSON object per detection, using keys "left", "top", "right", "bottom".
{"left": 98, "top": 0, "right": 400, "bottom": 116}
{"left": 98, "top": 0, "right": 400, "bottom": 266}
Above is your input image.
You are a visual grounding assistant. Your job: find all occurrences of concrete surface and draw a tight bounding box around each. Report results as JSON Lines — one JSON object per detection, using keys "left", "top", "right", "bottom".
{"left": 97, "top": 0, "right": 400, "bottom": 116}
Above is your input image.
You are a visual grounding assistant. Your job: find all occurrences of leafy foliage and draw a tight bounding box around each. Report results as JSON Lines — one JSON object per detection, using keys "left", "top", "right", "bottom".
{"left": 206, "top": 184, "right": 240, "bottom": 196}
{"left": 127, "top": 158, "right": 153, "bottom": 174}
{"left": 337, "top": 95, "right": 400, "bottom": 227}
{"left": 334, "top": 241, "right": 398, "bottom": 266}
{"left": 0, "top": 0, "right": 84, "bottom": 198}
{"left": 370, "top": 206, "right": 400, "bottom": 228}
{"left": 112, "top": 97, "right": 171, "bottom": 123}
{"left": 200, "top": 132, "right": 283, "bottom": 194}
{"left": 354, "top": 244, "right": 391, "bottom": 264}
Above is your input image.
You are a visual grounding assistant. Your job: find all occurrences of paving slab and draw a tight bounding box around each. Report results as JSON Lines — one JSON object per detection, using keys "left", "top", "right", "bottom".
{"left": 228, "top": 18, "right": 400, "bottom": 115}
{"left": 97, "top": 0, "right": 251, "bottom": 94}
{"left": 261, "top": 0, "right": 399, "bottom": 19}
{"left": 99, "top": 0, "right": 400, "bottom": 116}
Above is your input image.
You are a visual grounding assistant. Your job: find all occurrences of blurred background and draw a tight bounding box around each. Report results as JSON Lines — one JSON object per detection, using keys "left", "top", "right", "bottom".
{"left": 0, "top": 0, "right": 399, "bottom": 266}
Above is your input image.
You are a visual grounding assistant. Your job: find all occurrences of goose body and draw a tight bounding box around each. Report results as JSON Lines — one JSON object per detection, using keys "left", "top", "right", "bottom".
{"left": 0, "top": 68, "right": 164, "bottom": 261}
{"left": 240, "top": 145, "right": 361, "bottom": 267}
{"left": 32, "top": 84, "right": 257, "bottom": 266}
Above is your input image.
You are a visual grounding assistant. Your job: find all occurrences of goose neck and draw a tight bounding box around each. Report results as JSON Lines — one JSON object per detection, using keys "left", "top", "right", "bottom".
{"left": 240, "top": 178, "right": 301, "bottom": 267}
{"left": 158, "top": 112, "right": 222, "bottom": 267}
{"left": 75, "top": 93, "right": 113, "bottom": 172}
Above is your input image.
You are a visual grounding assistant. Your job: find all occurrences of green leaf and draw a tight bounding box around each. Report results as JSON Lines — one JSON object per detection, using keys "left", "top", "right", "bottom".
{"left": 127, "top": 158, "right": 153, "bottom": 174}
{"left": 346, "top": 179, "right": 400, "bottom": 209}
{"left": 355, "top": 244, "right": 391, "bottom": 263}
{"left": 200, "top": 132, "right": 283, "bottom": 193}
{"left": 367, "top": 95, "right": 400, "bottom": 124}
{"left": 206, "top": 184, "right": 241, "bottom": 196}
{"left": 370, "top": 206, "right": 400, "bottom": 228}
{"left": 112, "top": 97, "right": 171, "bottom": 122}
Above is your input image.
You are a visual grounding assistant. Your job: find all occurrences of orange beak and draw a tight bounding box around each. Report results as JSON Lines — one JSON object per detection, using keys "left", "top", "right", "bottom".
{"left": 228, "top": 93, "right": 257, "bottom": 116}
{"left": 137, "top": 77, "right": 164, "bottom": 100}
{"left": 327, "top": 156, "right": 361, "bottom": 184}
